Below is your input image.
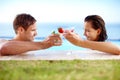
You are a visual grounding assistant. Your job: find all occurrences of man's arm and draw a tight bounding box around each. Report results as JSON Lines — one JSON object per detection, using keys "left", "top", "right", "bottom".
{"left": 0, "top": 34, "right": 62, "bottom": 55}
{"left": 0, "top": 41, "right": 50, "bottom": 55}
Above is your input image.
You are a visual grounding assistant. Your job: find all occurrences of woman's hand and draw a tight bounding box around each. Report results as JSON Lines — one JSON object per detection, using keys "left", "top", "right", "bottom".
{"left": 63, "top": 30, "right": 82, "bottom": 46}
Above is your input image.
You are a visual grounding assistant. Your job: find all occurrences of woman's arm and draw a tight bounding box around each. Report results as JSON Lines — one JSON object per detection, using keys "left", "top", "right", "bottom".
{"left": 63, "top": 31, "right": 120, "bottom": 55}
{"left": 79, "top": 40, "right": 120, "bottom": 55}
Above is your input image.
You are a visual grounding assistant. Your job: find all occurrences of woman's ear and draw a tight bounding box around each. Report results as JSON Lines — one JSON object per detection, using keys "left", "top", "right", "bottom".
{"left": 97, "top": 28, "right": 101, "bottom": 35}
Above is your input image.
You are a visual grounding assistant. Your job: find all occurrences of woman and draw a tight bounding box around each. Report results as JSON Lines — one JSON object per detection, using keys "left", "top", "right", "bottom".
{"left": 63, "top": 15, "right": 120, "bottom": 54}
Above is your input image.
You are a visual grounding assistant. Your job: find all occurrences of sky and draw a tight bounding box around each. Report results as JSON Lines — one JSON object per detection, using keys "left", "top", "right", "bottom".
{"left": 0, "top": 0, "right": 120, "bottom": 23}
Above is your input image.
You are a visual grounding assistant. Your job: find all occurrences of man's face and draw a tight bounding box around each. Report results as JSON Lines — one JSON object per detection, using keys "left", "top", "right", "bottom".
{"left": 21, "top": 23, "right": 37, "bottom": 41}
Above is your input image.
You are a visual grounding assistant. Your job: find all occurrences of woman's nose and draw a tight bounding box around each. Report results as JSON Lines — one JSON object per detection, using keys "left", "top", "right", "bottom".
{"left": 83, "top": 31, "right": 86, "bottom": 36}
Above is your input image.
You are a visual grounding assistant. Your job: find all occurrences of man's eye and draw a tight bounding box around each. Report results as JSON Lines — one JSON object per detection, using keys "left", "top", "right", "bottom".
{"left": 32, "top": 29, "right": 36, "bottom": 31}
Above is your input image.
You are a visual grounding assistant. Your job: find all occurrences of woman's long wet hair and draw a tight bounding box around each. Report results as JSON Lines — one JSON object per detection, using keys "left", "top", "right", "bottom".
{"left": 84, "top": 15, "right": 108, "bottom": 41}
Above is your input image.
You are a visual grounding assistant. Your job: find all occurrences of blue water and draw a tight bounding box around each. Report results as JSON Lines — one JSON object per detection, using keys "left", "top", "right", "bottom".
{"left": 0, "top": 22, "right": 120, "bottom": 39}
{"left": 48, "top": 40, "right": 120, "bottom": 50}
{"left": 0, "top": 22, "right": 120, "bottom": 50}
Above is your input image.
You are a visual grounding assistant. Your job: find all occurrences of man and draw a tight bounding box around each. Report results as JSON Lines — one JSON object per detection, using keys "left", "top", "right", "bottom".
{"left": 0, "top": 13, "right": 62, "bottom": 55}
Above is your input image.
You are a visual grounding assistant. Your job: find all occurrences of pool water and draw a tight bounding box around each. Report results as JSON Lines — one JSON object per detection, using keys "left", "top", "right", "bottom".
{"left": 0, "top": 23, "right": 120, "bottom": 50}
{"left": 36, "top": 39, "right": 120, "bottom": 50}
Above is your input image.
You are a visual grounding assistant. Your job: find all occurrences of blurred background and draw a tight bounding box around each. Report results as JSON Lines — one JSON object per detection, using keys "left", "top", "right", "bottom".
{"left": 0, "top": 0, "right": 120, "bottom": 50}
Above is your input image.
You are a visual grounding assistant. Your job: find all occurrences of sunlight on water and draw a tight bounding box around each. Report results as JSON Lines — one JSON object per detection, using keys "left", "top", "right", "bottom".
{"left": 35, "top": 38, "right": 120, "bottom": 50}
{"left": 0, "top": 23, "right": 120, "bottom": 50}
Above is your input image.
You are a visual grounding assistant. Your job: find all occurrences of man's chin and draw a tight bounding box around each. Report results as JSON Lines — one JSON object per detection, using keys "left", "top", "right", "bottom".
{"left": 27, "top": 39, "right": 34, "bottom": 42}
{"left": 29, "top": 38, "right": 35, "bottom": 41}
{"left": 30, "top": 40, "right": 34, "bottom": 42}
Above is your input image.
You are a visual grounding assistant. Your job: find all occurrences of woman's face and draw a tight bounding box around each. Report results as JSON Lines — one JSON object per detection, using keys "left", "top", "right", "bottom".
{"left": 84, "top": 21, "right": 101, "bottom": 41}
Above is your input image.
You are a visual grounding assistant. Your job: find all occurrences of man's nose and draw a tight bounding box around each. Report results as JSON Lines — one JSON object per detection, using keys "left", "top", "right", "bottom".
{"left": 34, "top": 31, "right": 37, "bottom": 36}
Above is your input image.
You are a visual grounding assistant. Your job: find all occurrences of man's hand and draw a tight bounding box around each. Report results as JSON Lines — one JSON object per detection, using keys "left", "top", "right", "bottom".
{"left": 44, "top": 34, "right": 62, "bottom": 46}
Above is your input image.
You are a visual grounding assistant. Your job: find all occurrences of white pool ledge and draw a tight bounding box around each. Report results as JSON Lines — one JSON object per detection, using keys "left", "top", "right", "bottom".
{"left": 0, "top": 50, "right": 120, "bottom": 60}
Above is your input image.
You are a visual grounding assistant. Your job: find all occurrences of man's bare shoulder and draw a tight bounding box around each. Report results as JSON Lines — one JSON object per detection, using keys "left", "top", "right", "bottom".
{"left": 0, "top": 39, "right": 8, "bottom": 42}
{"left": 0, "top": 39, "right": 9, "bottom": 45}
{"left": 0, "top": 39, "right": 8, "bottom": 55}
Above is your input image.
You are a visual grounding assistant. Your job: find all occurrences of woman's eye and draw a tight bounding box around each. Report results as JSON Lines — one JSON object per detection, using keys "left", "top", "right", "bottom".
{"left": 86, "top": 30, "right": 90, "bottom": 32}
{"left": 87, "top": 30, "right": 90, "bottom": 32}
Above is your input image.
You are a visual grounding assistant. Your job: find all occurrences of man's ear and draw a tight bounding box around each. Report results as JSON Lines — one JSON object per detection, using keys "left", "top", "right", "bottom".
{"left": 17, "top": 27, "right": 25, "bottom": 33}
